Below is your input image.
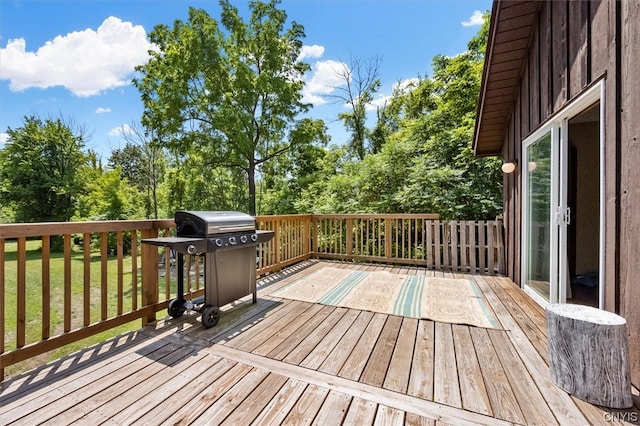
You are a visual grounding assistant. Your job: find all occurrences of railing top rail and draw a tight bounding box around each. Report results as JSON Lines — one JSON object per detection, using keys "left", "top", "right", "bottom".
{"left": 312, "top": 213, "right": 440, "bottom": 220}
{"left": 255, "top": 214, "right": 311, "bottom": 221}
{"left": 0, "top": 219, "right": 176, "bottom": 239}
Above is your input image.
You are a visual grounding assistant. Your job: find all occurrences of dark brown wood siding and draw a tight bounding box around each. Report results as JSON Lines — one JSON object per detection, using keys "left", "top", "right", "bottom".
{"left": 500, "top": 0, "right": 640, "bottom": 386}
{"left": 619, "top": 0, "right": 640, "bottom": 389}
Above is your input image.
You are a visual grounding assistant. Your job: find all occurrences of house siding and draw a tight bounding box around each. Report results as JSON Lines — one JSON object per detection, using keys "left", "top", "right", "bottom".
{"left": 499, "top": 0, "right": 640, "bottom": 386}
{"left": 619, "top": 0, "right": 640, "bottom": 389}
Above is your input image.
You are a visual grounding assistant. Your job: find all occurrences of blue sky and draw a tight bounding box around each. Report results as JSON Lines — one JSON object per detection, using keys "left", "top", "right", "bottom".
{"left": 0, "top": 0, "right": 491, "bottom": 160}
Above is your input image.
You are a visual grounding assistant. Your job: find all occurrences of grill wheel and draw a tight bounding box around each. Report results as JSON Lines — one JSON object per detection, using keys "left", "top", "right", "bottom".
{"left": 201, "top": 305, "right": 220, "bottom": 328}
{"left": 168, "top": 298, "right": 185, "bottom": 318}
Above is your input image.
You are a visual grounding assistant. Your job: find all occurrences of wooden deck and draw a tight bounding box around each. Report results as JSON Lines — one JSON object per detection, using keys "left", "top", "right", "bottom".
{"left": 1, "top": 260, "right": 638, "bottom": 425}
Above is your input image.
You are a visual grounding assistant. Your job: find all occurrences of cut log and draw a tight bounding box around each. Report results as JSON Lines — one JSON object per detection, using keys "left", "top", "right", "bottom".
{"left": 546, "top": 303, "right": 633, "bottom": 408}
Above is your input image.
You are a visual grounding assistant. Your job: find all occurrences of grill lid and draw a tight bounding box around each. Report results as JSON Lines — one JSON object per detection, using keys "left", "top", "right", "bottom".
{"left": 175, "top": 211, "right": 255, "bottom": 237}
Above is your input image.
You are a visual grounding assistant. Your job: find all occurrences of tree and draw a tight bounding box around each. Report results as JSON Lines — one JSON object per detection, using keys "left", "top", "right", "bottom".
{"left": 296, "top": 12, "right": 501, "bottom": 220}
{"left": 77, "top": 167, "right": 142, "bottom": 221}
{"left": 0, "top": 115, "right": 89, "bottom": 223}
{"left": 109, "top": 122, "right": 166, "bottom": 219}
{"left": 134, "top": 0, "right": 316, "bottom": 215}
{"left": 327, "top": 55, "right": 382, "bottom": 160}
{"left": 258, "top": 118, "right": 329, "bottom": 214}
{"left": 391, "top": 12, "right": 502, "bottom": 219}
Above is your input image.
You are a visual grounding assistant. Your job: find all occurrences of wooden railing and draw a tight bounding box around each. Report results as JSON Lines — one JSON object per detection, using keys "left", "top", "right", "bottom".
{"left": 312, "top": 214, "right": 505, "bottom": 274}
{"left": 0, "top": 214, "right": 503, "bottom": 379}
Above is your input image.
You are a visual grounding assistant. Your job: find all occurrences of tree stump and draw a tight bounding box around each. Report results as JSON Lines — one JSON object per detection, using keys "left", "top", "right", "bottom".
{"left": 546, "top": 303, "right": 633, "bottom": 408}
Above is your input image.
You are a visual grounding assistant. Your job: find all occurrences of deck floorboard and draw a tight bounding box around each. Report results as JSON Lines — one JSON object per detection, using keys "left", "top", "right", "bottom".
{"left": 2, "top": 259, "right": 637, "bottom": 425}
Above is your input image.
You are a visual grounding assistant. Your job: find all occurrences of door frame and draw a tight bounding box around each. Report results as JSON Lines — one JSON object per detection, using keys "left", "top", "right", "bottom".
{"left": 520, "top": 80, "right": 605, "bottom": 308}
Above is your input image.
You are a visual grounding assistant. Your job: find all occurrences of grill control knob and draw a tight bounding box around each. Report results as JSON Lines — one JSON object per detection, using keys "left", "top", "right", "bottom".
{"left": 215, "top": 238, "right": 223, "bottom": 247}
{"left": 187, "top": 244, "right": 197, "bottom": 255}
{"left": 240, "top": 235, "right": 248, "bottom": 243}
{"left": 250, "top": 234, "right": 258, "bottom": 242}
{"left": 229, "top": 237, "right": 237, "bottom": 245}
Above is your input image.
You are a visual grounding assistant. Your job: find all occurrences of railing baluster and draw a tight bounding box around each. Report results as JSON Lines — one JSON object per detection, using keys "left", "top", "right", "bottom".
{"left": 425, "top": 220, "right": 436, "bottom": 269}
{"left": 64, "top": 234, "right": 72, "bottom": 332}
{"left": 131, "top": 231, "right": 138, "bottom": 311}
{"left": 42, "top": 236, "right": 51, "bottom": 339}
{"left": 496, "top": 220, "right": 505, "bottom": 274}
{"left": 488, "top": 221, "right": 496, "bottom": 274}
{"left": 274, "top": 218, "right": 281, "bottom": 265}
{"left": 100, "top": 232, "right": 108, "bottom": 321}
{"left": 478, "top": 220, "right": 486, "bottom": 274}
{"left": 83, "top": 233, "right": 91, "bottom": 326}
{"left": 41, "top": 235, "right": 51, "bottom": 340}
{"left": 312, "top": 216, "right": 318, "bottom": 254}
{"left": 195, "top": 255, "right": 200, "bottom": 291}
{"left": 415, "top": 219, "right": 419, "bottom": 261}
{"left": 117, "top": 231, "right": 124, "bottom": 316}
{"left": 435, "top": 221, "right": 441, "bottom": 270}
{"left": 186, "top": 254, "right": 192, "bottom": 295}
{"left": 460, "top": 222, "right": 467, "bottom": 272}
{"left": 469, "top": 221, "right": 477, "bottom": 273}
{"left": 17, "top": 237, "right": 26, "bottom": 348}
{"left": 442, "top": 222, "right": 450, "bottom": 270}
{"left": 451, "top": 221, "right": 458, "bottom": 271}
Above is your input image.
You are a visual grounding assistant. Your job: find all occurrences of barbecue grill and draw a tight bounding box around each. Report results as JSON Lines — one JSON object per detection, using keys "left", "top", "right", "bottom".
{"left": 142, "top": 211, "right": 274, "bottom": 328}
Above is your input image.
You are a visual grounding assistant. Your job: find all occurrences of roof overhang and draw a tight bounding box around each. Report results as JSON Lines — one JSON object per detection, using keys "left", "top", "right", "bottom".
{"left": 473, "top": 1, "right": 542, "bottom": 157}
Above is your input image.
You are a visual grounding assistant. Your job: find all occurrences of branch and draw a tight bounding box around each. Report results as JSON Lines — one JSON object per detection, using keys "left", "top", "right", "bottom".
{"left": 255, "top": 143, "right": 292, "bottom": 166}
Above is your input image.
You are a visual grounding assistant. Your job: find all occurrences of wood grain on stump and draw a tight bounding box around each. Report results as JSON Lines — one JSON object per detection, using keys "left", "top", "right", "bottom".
{"left": 546, "top": 303, "right": 633, "bottom": 408}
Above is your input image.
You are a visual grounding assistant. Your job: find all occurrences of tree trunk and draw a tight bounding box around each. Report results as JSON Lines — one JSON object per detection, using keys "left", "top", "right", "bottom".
{"left": 247, "top": 159, "right": 256, "bottom": 216}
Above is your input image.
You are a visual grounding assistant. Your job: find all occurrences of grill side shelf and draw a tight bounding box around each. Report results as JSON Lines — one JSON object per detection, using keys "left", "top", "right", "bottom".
{"left": 141, "top": 237, "right": 209, "bottom": 255}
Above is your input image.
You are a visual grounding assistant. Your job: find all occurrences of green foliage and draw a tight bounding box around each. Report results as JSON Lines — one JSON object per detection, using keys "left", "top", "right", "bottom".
{"left": 297, "top": 12, "right": 501, "bottom": 220}
{"left": 259, "top": 118, "right": 329, "bottom": 214}
{"left": 1, "top": 8, "right": 501, "bottom": 223}
{"left": 134, "top": 0, "right": 319, "bottom": 215}
{"left": 0, "top": 115, "right": 89, "bottom": 224}
{"left": 109, "top": 133, "right": 167, "bottom": 219}
{"left": 77, "top": 167, "right": 142, "bottom": 221}
{"left": 74, "top": 166, "right": 144, "bottom": 254}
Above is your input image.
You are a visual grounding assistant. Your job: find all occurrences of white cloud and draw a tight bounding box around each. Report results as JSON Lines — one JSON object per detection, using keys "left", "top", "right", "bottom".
{"left": 299, "top": 44, "right": 324, "bottom": 60}
{"left": 392, "top": 78, "right": 420, "bottom": 94}
{"left": 301, "top": 59, "right": 348, "bottom": 105}
{"left": 96, "top": 107, "right": 111, "bottom": 114}
{"left": 365, "top": 79, "right": 419, "bottom": 112}
{"left": 462, "top": 10, "right": 484, "bottom": 27}
{"left": 0, "top": 133, "right": 8, "bottom": 146}
{"left": 366, "top": 94, "right": 391, "bottom": 112}
{"left": 0, "top": 17, "right": 155, "bottom": 97}
{"left": 108, "top": 123, "right": 133, "bottom": 137}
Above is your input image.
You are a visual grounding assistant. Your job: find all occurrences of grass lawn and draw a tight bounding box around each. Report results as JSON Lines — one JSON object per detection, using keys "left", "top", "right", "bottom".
{"left": 2, "top": 238, "right": 175, "bottom": 378}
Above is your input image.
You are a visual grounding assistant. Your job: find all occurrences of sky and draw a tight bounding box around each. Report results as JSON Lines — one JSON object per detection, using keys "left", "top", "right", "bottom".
{"left": 0, "top": 0, "right": 491, "bottom": 160}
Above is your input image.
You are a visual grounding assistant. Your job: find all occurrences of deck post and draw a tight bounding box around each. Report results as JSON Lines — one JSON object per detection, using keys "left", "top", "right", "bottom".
{"left": 141, "top": 228, "right": 159, "bottom": 326}
{"left": 345, "top": 218, "right": 353, "bottom": 256}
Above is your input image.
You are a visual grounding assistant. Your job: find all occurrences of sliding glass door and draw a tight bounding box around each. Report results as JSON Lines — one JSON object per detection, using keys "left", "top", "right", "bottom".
{"left": 523, "top": 131, "right": 556, "bottom": 304}
{"left": 521, "top": 81, "right": 604, "bottom": 308}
